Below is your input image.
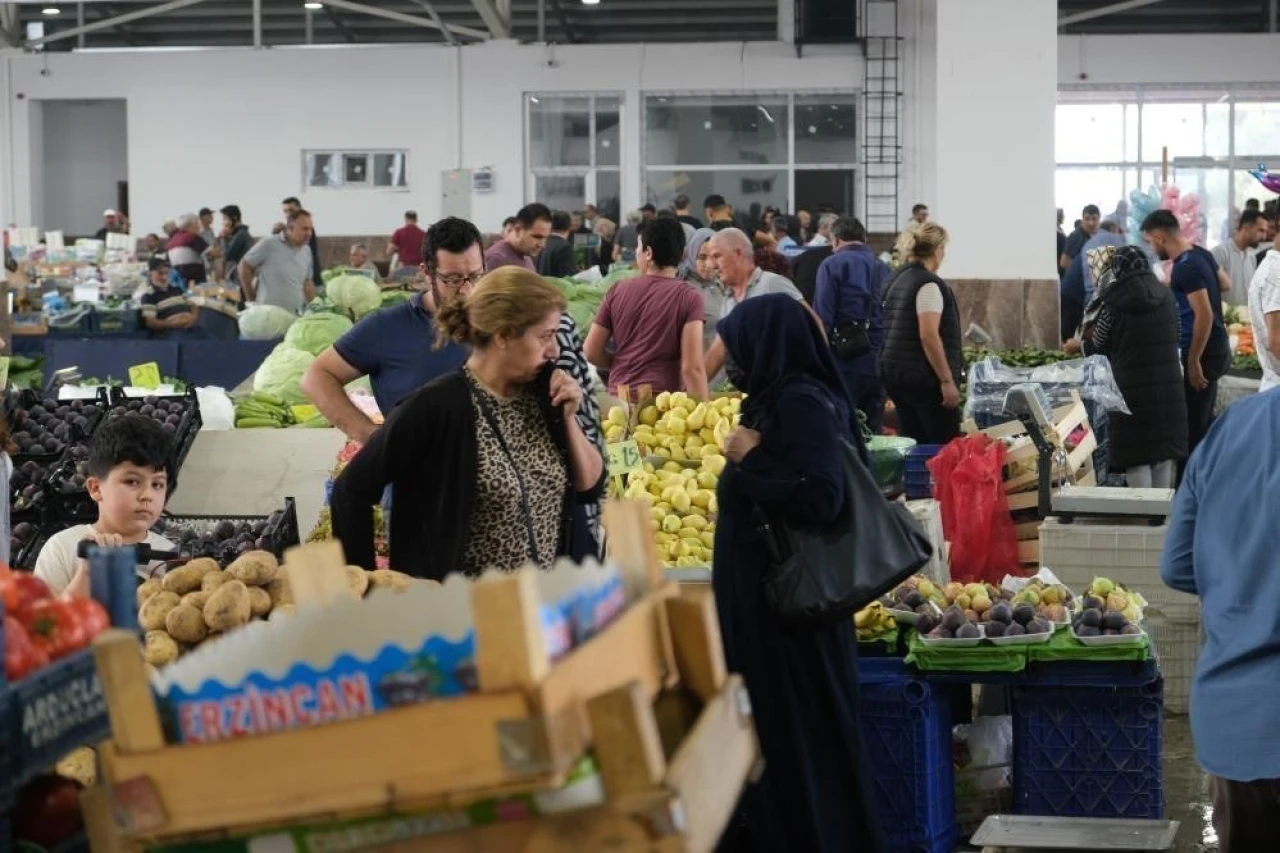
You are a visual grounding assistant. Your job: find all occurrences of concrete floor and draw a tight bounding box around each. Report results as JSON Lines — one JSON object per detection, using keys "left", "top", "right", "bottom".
{"left": 1163, "top": 714, "right": 1217, "bottom": 853}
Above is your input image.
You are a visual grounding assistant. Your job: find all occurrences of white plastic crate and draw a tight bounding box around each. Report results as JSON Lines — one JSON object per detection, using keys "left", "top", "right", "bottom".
{"left": 1147, "top": 607, "right": 1202, "bottom": 714}
{"left": 1038, "top": 518, "right": 1199, "bottom": 617}
{"left": 906, "top": 498, "right": 949, "bottom": 586}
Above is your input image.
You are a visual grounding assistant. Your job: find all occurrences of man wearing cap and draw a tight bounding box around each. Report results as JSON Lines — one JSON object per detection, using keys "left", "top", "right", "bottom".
{"left": 94, "top": 210, "right": 122, "bottom": 241}
{"left": 386, "top": 210, "right": 425, "bottom": 273}
{"left": 140, "top": 257, "right": 200, "bottom": 336}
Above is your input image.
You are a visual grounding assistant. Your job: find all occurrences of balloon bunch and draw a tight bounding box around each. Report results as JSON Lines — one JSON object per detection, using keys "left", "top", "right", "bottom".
{"left": 1249, "top": 164, "right": 1280, "bottom": 195}
{"left": 1126, "top": 184, "right": 1205, "bottom": 244}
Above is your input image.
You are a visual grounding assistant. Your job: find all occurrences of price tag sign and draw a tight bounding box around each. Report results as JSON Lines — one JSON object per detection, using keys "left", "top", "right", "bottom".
{"left": 606, "top": 440, "right": 643, "bottom": 480}
{"left": 128, "top": 362, "right": 162, "bottom": 390}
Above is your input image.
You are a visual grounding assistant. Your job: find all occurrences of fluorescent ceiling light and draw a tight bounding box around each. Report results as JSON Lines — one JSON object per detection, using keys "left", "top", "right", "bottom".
{"left": 581, "top": 0, "right": 600, "bottom": 5}
{"left": 42, "top": 7, "right": 60, "bottom": 15}
{"left": 303, "top": 2, "right": 323, "bottom": 8}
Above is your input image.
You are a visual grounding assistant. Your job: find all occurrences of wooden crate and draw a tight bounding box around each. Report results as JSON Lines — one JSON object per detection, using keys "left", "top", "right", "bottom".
{"left": 963, "top": 393, "right": 1098, "bottom": 495}
{"left": 90, "top": 504, "right": 757, "bottom": 850}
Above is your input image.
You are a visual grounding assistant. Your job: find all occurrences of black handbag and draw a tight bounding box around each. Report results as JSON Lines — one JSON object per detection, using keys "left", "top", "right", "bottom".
{"left": 831, "top": 320, "right": 871, "bottom": 359}
{"left": 754, "top": 438, "right": 933, "bottom": 626}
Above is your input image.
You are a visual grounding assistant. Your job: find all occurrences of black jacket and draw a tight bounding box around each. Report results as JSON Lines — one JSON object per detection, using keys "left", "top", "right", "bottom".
{"left": 878, "top": 263, "right": 963, "bottom": 399}
{"left": 1086, "top": 271, "right": 1188, "bottom": 469}
{"left": 791, "top": 245, "right": 833, "bottom": 304}
{"left": 330, "top": 366, "right": 606, "bottom": 579}
{"left": 538, "top": 234, "right": 577, "bottom": 279}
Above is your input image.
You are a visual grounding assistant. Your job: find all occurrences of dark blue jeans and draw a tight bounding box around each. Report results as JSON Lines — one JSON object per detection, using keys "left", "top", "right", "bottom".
{"left": 843, "top": 371, "right": 885, "bottom": 435}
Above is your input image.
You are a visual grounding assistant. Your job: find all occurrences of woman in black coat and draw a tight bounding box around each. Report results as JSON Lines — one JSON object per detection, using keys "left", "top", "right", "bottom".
{"left": 1082, "top": 245, "right": 1188, "bottom": 487}
{"left": 331, "top": 268, "right": 606, "bottom": 579}
{"left": 713, "top": 294, "right": 884, "bottom": 852}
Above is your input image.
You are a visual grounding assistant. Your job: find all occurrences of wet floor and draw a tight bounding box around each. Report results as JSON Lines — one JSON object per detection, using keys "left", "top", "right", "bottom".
{"left": 1164, "top": 713, "right": 1217, "bottom": 853}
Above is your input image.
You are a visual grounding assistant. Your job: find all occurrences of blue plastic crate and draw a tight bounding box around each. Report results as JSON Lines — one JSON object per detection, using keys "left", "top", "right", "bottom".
{"left": 904, "top": 444, "right": 943, "bottom": 500}
{"left": 90, "top": 305, "right": 140, "bottom": 336}
{"left": 859, "top": 676, "right": 959, "bottom": 853}
{"left": 1011, "top": 677, "right": 1163, "bottom": 820}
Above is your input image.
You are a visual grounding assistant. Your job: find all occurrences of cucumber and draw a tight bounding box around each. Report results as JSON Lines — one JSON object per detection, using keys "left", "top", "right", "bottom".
{"left": 235, "top": 417, "right": 282, "bottom": 429}
{"left": 251, "top": 390, "right": 286, "bottom": 407}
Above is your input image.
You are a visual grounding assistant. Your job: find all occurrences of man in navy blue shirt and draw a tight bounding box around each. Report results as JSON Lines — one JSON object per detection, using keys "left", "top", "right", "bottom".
{"left": 300, "top": 217, "right": 479, "bottom": 443}
{"left": 813, "top": 217, "right": 890, "bottom": 432}
{"left": 1141, "top": 210, "right": 1231, "bottom": 456}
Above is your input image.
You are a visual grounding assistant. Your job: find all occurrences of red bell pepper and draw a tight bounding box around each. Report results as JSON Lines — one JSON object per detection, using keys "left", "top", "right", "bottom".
{"left": 0, "top": 570, "right": 51, "bottom": 619}
{"left": 64, "top": 598, "right": 111, "bottom": 643}
{"left": 4, "top": 617, "right": 49, "bottom": 680}
{"left": 20, "top": 600, "right": 89, "bottom": 661}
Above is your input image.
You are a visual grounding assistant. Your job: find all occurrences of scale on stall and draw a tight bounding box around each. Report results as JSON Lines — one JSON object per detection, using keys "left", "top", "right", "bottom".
{"left": 1002, "top": 383, "right": 1172, "bottom": 524}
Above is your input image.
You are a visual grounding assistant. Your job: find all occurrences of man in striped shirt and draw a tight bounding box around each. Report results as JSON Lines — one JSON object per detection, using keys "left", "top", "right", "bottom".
{"left": 141, "top": 257, "right": 200, "bottom": 336}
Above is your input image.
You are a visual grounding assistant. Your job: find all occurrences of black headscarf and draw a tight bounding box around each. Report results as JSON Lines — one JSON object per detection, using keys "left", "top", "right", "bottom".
{"left": 716, "top": 294, "right": 866, "bottom": 458}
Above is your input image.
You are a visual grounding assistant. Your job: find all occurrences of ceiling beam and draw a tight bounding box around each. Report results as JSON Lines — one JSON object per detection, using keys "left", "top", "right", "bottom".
{"left": 546, "top": 0, "right": 577, "bottom": 43}
{"left": 468, "top": 0, "right": 509, "bottom": 38}
{"left": 323, "top": 5, "right": 358, "bottom": 43}
{"left": 407, "top": 0, "right": 458, "bottom": 46}
{"left": 1059, "top": 0, "right": 1169, "bottom": 27}
{"left": 320, "top": 0, "right": 488, "bottom": 39}
{"left": 25, "top": 0, "right": 207, "bottom": 47}
{"left": 93, "top": 3, "right": 145, "bottom": 47}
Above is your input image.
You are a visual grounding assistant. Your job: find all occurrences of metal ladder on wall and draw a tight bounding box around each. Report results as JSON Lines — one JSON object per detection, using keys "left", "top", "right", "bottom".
{"left": 860, "top": 0, "right": 903, "bottom": 235}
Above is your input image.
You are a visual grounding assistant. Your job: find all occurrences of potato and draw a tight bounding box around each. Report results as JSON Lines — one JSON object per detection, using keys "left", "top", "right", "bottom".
{"left": 203, "top": 580, "right": 251, "bottom": 632}
{"left": 136, "top": 579, "right": 162, "bottom": 607}
{"left": 180, "top": 591, "right": 211, "bottom": 610}
{"left": 265, "top": 576, "right": 293, "bottom": 607}
{"left": 165, "top": 604, "right": 208, "bottom": 644}
{"left": 368, "top": 569, "right": 413, "bottom": 591}
{"left": 160, "top": 564, "right": 204, "bottom": 595}
{"left": 143, "top": 630, "right": 179, "bottom": 666}
{"left": 139, "top": 591, "right": 181, "bottom": 632}
{"left": 186, "top": 557, "right": 221, "bottom": 577}
{"left": 345, "top": 566, "right": 370, "bottom": 598}
{"left": 248, "top": 586, "right": 272, "bottom": 618}
{"left": 226, "top": 551, "right": 278, "bottom": 587}
{"left": 202, "top": 570, "right": 232, "bottom": 592}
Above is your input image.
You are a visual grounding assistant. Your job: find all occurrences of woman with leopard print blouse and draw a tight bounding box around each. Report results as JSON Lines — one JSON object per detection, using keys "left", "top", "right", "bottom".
{"left": 331, "top": 268, "right": 606, "bottom": 580}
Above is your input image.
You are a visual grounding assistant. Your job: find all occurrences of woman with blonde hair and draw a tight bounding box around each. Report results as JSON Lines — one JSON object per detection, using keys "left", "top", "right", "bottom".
{"left": 878, "top": 222, "right": 964, "bottom": 444}
{"left": 331, "top": 267, "right": 606, "bottom": 580}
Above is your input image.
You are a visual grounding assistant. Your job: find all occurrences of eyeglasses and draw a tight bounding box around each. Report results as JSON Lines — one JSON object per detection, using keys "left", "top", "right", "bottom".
{"left": 434, "top": 272, "right": 485, "bottom": 288}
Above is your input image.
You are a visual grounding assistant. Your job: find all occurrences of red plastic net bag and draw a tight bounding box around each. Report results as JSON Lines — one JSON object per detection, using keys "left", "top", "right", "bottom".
{"left": 927, "top": 434, "right": 1021, "bottom": 584}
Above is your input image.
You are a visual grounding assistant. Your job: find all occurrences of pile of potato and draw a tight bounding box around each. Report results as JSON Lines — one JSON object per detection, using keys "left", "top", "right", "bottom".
{"left": 138, "top": 550, "right": 418, "bottom": 667}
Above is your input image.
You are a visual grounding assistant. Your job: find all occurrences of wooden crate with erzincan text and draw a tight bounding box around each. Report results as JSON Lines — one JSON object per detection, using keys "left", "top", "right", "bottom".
{"left": 83, "top": 502, "right": 759, "bottom": 853}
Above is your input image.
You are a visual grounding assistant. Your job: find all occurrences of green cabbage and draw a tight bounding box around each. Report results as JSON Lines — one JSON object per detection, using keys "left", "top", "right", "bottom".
{"left": 253, "top": 343, "right": 315, "bottom": 405}
{"left": 284, "top": 312, "right": 354, "bottom": 356}
{"left": 239, "top": 304, "right": 298, "bottom": 340}
{"left": 326, "top": 274, "right": 382, "bottom": 319}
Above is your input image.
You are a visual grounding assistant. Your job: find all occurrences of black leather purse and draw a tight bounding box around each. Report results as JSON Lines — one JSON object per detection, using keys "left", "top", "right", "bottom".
{"left": 830, "top": 321, "right": 871, "bottom": 359}
{"left": 754, "top": 438, "right": 933, "bottom": 626}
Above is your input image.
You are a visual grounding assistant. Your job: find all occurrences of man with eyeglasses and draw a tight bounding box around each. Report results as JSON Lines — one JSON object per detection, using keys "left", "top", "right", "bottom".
{"left": 301, "top": 217, "right": 482, "bottom": 443}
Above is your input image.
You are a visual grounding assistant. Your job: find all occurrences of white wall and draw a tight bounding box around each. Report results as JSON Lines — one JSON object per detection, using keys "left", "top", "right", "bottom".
{"left": 39, "top": 99, "right": 127, "bottom": 237}
{"left": 0, "top": 42, "right": 859, "bottom": 237}
{"left": 1059, "top": 34, "right": 1280, "bottom": 87}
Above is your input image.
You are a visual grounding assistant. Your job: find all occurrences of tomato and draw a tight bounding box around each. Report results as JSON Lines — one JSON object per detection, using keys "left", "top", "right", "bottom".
{"left": 19, "top": 600, "right": 89, "bottom": 660}
{"left": 13, "top": 774, "right": 84, "bottom": 849}
{"left": 4, "top": 618, "right": 49, "bottom": 680}
{"left": 0, "top": 571, "right": 51, "bottom": 618}
{"left": 64, "top": 598, "right": 111, "bottom": 643}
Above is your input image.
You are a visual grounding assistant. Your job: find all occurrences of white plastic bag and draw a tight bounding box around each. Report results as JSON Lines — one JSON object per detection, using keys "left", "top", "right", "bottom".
{"left": 196, "top": 386, "right": 236, "bottom": 431}
{"left": 954, "top": 715, "right": 1012, "bottom": 791}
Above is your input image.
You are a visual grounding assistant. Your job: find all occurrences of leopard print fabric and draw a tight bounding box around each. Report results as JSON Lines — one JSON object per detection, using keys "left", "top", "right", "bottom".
{"left": 461, "top": 372, "right": 569, "bottom": 575}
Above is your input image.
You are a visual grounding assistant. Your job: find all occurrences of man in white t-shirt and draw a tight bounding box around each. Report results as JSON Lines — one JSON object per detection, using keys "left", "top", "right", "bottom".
{"left": 1248, "top": 246, "right": 1280, "bottom": 393}
{"left": 35, "top": 417, "right": 178, "bottom": 597}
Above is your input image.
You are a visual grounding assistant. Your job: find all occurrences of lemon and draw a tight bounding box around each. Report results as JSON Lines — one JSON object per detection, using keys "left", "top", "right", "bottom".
{"left": 666, "top": 416, "right": 687, "bottom": 435}
{"left": 650, "top": 507, "right": 667, "bottom": 523}
{"left": 683, "top": 514, "right": 708, "bottom": 531}
{"left": 701, "top": 454, "right": 727, "bottom": 477}
{"left": 670, "top": 446, "right": 688, "bottom": 461}
{"left": 699, "top": 428, "right": 717, "bottom": 445}
{"left": 676, "top": 555, "right": 700, "bottom": 567}
{"left": 605, "top": 425, "right": 624, "bottom": 443}
{"left": 708, "top": 494, "right": 719, "bottom": 514}
{"left": 685, "top": 435, "right": 704, "bottom": 452}
{"left": 638, "top": 405, "right": 659, "bottom": 426}
{"left": 699, "top": 531, "right": 715, "bottom": 548}
{"left": 696, "top": 471, "right": 718, "bottom": 489}
{"left": 654, "top": 531, "right": 674, "bottom": 546}
{"left": 606, "top": 407, "right": 628, "bottom": 427}
{"left": 661, "top": 460, "right": 683, "bottom": 474}
{"left": 670, "top": 406, "right": 690, "bottom": 421}
{"left": 691, "top": 489, "right": 713, "bottom": 509}
{"left": 652, "top": 446, "right": 671, "bottom": 459}
{"left": 704, "top": 407, "right": 721, "bottom": 429}
{"left": 687, "top": 403, "right": 708, "bottom": 430}
{"left": 655, "top": 392, "right": 673, "bottom": 412}
{"left": 643, "top": 461, "right": 656, "bottom": 474}
{"left": 671, "top": 489, "right": 692, "bottom": 513}
{"left": 685, "top": 505, "right": 708, "bottom": 519}
{"left": 662, "top": 514, "right": 682, "bottom": 534}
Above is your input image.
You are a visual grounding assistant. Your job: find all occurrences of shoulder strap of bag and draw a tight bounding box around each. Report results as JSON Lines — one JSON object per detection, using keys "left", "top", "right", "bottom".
{"left": 466, "top": 377, "right": 543, "bottom": 567}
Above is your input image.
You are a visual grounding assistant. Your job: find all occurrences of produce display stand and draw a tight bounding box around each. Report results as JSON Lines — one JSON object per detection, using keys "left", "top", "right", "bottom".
{"left": 85, "top": 502, "right": 759, "bottom": 852}
{"left": 0, "top": 547, "right": 142, "bottom": 853}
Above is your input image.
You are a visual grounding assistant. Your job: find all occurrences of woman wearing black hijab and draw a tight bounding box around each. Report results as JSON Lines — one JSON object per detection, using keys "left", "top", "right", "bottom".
{"left": 714, "top": 294, "right": 884, "bottom": 852}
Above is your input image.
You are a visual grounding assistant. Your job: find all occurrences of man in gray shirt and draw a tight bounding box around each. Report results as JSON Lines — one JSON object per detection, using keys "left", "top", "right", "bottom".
{"left": 702, "top": 227, "right": 804, "bottom": 380}
{"left": 239, "top": 209, "right": 316, "bottom": 313}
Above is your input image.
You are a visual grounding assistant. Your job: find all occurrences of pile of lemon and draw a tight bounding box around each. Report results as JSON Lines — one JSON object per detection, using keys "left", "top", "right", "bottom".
{"left": 603, "top": 391, "right": 740, "bottom": 463}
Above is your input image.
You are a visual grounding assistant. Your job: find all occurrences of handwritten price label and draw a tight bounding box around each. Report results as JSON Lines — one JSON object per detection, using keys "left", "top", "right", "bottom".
{"left": 128, "top": 362, "right": 162, "bottom": 390}
{"left": 606, "top": 440, "right": 643, "bottom": 479}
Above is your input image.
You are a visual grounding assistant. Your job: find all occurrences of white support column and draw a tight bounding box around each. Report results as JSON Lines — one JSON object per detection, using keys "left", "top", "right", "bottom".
{"left": 252, "top": 0, "right": 262, "bottom": 48}
{"left": 930, "top": 0, "right": 1057, "bottom": 282}
{"left": 777, "top": 0, "right": 795, "bottom": 44}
